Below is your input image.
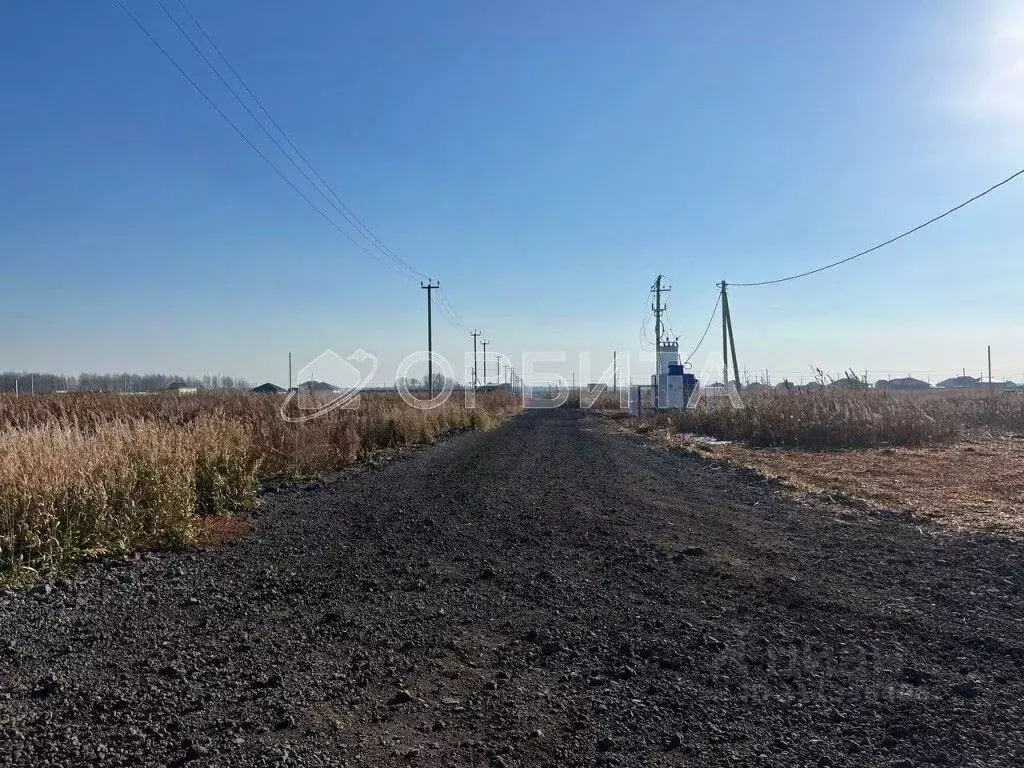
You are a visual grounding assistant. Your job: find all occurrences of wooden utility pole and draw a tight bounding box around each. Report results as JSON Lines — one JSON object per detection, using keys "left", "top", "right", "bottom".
{"left": 421, "top": 281, "right": 439, "bottom": 398}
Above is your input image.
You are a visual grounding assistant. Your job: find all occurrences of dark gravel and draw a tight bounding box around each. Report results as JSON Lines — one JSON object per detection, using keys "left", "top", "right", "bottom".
{"left": 2, "top": 408, "right": 1023, "bottom": 766}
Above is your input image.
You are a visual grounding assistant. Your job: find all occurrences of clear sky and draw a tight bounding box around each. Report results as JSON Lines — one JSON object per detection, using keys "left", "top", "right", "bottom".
{"left": 1, "top": 0, "right": 1022, "bottom": 387}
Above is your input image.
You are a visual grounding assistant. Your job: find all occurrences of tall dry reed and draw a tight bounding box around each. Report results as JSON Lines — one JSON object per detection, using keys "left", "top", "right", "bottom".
{"left": 0, "top": 391, "right": 520, "bottom": 578}
{"left": 659, "top": 388, "right": 1024, "bottom": 449}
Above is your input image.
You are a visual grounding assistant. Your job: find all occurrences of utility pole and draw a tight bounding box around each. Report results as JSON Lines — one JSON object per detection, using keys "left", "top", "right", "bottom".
{"left": 421, "top": 281, "right": 439, "bottom": 398}
{"left": 721, "top": 282, "right": 728, "bottom": 388}
{"left": 288, "top": 352, "right": 292, "bottom": 391}
{"left": 470, "top": 331, "right": 482, "bottom": 389}
{"left": 650, "top": 275, "right": 670, "bottom": 408}
{"left": 719, "top": 281, "right": 741, "bottom": 392}
{"left": 613, "top": 351, "right": 618, "bottom": 393}
{"left": 988, "top": 345, "right": 993, "bottom": 389}
{"left": 482, "top": 339, "right": 490, "bottom": 386}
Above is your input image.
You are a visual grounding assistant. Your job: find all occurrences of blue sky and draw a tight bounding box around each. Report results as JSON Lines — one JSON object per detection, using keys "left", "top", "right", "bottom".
{"left": 1, "top": 0, "right": 1022, "bottom": 386}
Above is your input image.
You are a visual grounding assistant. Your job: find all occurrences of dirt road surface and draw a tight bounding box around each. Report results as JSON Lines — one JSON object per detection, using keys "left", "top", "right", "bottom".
{"left": 2, "top": 409, "right": 1023, "bottom": 767}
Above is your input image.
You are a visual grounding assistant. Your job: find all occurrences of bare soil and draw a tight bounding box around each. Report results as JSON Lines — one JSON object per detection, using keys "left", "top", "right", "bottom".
{"left": 2, "top": 409, "right": 1023, "bottom": 767}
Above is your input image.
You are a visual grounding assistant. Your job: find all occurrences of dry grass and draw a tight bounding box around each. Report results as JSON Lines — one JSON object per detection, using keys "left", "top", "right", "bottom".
{"left": 0, "top": 391, "right": 520, "bottom": 579}
{"left": 677, "top": 434, "right": 1024, "bottom": 538}
{"left": 637, "top": 387, "right": 1024, "bottom": 537}
{"left": 662, "top": 388, "right": 1024, "bottom": 449}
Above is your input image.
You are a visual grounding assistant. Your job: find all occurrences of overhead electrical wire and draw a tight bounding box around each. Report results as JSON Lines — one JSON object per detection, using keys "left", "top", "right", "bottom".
{"left": 436, "top": 299, "right": 468, "bottom": 332}
{"left": 111, "top": 0, "right": 403, "bottom": 276}
{"left": 437, "top": 287, "right": 471, "bottom": 332}
{"left": 152, "top": 0, "right": 427, "bottom": 284}
{"left": 732, "top": 166, "right": 1024, "bottom": 287}
{"left": 166, "top": 0, "right": 431, "bottom": 284}
{"left": 639, "top": 295, "right": 655, "bottom": 350}
{"left": 683, "top": 293, "right": 721, "bottom": 364}
{"left": 116, "top": 0, "right": 480, "bottom": 335}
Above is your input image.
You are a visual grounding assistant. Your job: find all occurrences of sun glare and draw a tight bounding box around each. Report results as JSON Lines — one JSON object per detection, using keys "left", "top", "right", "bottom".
{"left": 976, "top": 2, "right": 1024, "bottom": 121}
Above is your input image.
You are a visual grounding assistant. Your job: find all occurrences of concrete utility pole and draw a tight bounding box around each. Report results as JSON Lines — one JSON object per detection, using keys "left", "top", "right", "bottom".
{"left": 613, "top": 351, "right": 618, "bottom": 393}
{"left": 470, "top": 331, "right": 482, "bottom": 389}
{"left": 988, "top": 345, "right": 993, "bottom": 388}
{"left": 421, "top": 281, "right": 439, "bottom": 398}
{"left": 719, "top": 280, "right": 741, "bottom": 392}
{"left": 288, "top": 352, "right": 292, "bottom": 391}
{"left": 650, "top": 275, "right": 670, "bottom": 407}
{"left": 482, "top": 339, "right": 490, "bottom": 386}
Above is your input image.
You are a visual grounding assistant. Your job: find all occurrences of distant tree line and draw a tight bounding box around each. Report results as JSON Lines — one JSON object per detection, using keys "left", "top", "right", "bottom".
{"left": 395, "top": 373, "right": 463, "bottom": 391}
{"left": 0, "top": 371, "right": 252, "bottom": 394}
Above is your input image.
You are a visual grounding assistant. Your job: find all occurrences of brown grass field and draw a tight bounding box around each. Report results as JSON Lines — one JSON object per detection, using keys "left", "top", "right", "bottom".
{"left": 637, "top": 387, "right": 1024, "bottom": 537}
{"left": 0, "top": 391, "right": 520, "bottom": 580}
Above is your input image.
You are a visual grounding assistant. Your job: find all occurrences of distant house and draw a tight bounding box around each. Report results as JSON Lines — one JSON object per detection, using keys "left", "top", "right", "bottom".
{"left": 875, "top": 377, "right": 930, "bottom": 391}
{"left": 251, "top": 382, "right": 285, "bottom": 394}
{"left": 165, "top": 382, "right": 198, "bottom": 395}
{"left": 297, "top": 380, "right": 338, "bottom": 393}
{"left": 936, "top": 376, "right": 982, "bottom": 389}
{"left": 828, "top": 377, "right": 867, "bottom": 390}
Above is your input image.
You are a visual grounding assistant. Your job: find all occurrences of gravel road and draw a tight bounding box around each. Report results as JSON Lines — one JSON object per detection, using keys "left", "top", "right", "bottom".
{"left": 2, "top": 409, "right": 1023, "bottom": 767}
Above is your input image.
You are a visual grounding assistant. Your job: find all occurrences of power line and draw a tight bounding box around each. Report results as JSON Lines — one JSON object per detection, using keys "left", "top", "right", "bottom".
{"left": 436, "top": 299, "right": 467, "bottom": 332}
{"left": 732, "top": 166, "right": 1024, "bottom": 287}
{"left": 153, "top": 0, "right": 427, "bottom": 283}
{"left": 111, "top": 0, "right": 406, "bottom": 276}
{"left": 437, "top": 286, "right": 471, "bottom": 332}
{"left": 168, "top": 0, "right": 431, "bottom": 284}
{"left": 128, "top": 0, "right": 483, "bottom": 333}
{"left": 639, "top": 293, "right": 655, "bottom": 349}
{"left": 683, "top": 293, "right": 720, "bottom": 364}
